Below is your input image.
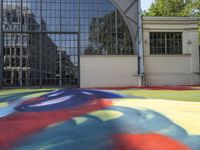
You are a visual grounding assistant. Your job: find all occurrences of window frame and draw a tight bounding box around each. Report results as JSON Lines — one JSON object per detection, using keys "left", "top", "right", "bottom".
{"left": 150, "top": 32, "right": 183, "bottom": 55}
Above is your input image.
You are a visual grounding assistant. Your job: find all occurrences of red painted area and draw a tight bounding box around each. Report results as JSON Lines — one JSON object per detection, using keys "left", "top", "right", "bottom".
{"left": 113, "top": 133, "right": 191, "bottom": 150}
{"left": 0, "top": 99, "right": 112, "bottom": 150}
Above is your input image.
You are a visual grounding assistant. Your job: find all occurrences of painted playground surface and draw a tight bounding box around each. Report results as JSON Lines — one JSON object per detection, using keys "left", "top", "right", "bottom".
{"left": 0, "top": 86, "right": 200, "bottom": 150}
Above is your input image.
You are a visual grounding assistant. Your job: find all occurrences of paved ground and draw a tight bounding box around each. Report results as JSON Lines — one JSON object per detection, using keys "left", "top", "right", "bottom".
{"left": 0, "top": 86, "right": 200, "bottom": 150}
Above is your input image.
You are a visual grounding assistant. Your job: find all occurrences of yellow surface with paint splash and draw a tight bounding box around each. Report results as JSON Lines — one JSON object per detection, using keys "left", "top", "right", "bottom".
{"left": 0, "top": 89, "right": 55, "bottom": 96}
{"left": 73, "top": 117, "right": 88, "bottom": 125}
{"left": 0, "top": 102, "right": 8, "bottom": 108}
{"left": 119, "top": 89, "right": 200, "bottom": 102}
{"left": 113, "top": 99, "right": 200, "bottom": 135}
{"left": 89, "top": 110, "right": 124, "bottom": 122}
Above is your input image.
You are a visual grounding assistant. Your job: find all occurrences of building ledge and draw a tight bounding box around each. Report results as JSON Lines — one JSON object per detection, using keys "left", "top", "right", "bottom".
{"left": 144, "top": 54, "right": 192, "bottom": 57}
{"left": 143, "top": 16, "right": 200, "bottom": 22}
{"left": 80, "top": 55, "right": 138, "bottom": 57}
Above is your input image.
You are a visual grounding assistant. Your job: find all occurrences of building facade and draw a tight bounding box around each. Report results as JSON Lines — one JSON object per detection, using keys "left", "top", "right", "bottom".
{"left": 0, "top": 0, "right": 139, "bottom": 88}
{"left": 143, "top": 17, "right": 200, "bottom": 86}
{"left": 0, "top": 0, "right": 199, "bottom": 88}
{"left": 81, "top": 17, "right": 200, "bottom": 87}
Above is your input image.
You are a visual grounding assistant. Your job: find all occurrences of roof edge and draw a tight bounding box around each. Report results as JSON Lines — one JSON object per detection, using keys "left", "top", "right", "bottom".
{"left": 142, "top": 16, "right": 200, "bottom": 22}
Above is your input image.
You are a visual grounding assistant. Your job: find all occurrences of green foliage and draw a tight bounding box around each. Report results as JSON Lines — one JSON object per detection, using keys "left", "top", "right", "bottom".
{"left": 144, "top": 0, "right": 200, "bottom": 43}
{"left": 144, "top": 0, "right": 199, "bottom": 16}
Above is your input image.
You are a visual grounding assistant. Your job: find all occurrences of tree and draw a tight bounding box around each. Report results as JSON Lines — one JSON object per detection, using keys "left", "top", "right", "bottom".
{"left": 85, "top": 11, "right": 133, "bottom": 55}
{"left": 144, "top": 0, "right": 200, "bottom": 43}
{"left": 144, "top": 0, "right": 199, "bottom": 16}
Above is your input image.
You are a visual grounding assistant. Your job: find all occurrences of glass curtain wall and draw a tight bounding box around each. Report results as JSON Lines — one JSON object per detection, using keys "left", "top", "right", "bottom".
{"left": 0, "top": 0, "right": 134, "bottom": 87}
{"left": 80, "top": 0, "right": 133, "bottom": 55}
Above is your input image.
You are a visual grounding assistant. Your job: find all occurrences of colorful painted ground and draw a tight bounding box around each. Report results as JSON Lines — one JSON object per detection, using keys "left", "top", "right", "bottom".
{"left": 0, "top": 86, "right": 200, "bottom": 150}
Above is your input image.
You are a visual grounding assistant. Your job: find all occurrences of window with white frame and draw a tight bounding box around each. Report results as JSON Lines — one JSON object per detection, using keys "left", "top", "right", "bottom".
{"left": 150, "top": 32, "right": 182, "bottom": 54}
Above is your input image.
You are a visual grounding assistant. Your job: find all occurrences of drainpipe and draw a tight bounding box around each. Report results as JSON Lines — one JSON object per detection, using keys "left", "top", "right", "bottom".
{"left": 137, "top": 0, "right": 145, "bottom": 86}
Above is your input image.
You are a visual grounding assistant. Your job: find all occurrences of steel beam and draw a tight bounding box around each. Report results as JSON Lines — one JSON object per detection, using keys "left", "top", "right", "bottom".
{"left": 77, "top": 0, "right": 81, "bottom": 88}
{"left": 39, "top": 0, "right": 42, "bottom": 87}
{"left": 110, "top": 0, "right": 145, "bottom": 86}
{"left": 137, "top": 0, "right": 145, "bottom": 86}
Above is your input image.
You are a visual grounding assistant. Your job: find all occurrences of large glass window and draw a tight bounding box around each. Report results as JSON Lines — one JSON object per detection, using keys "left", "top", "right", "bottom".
{"left": 80, "top": 0, "right": 133, "bottom": 55}
{"left": 1, "top": 0, "right": 134, "bottom": 87}
{"left": 150, "top": 32, "right": 182, "bottom": 55}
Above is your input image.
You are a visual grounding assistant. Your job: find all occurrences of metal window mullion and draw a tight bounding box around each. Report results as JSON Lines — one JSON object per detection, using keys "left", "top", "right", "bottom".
{"left": 97, "top": 4, "right": 100, "bottom": 54}
{"left": 165, "top": 33, "right": 167, "bottom": 54}
{"left": 59, "top": 35, "right": 62, "bottom": 86}
{"left": 59, "top": 0, "right": 62, "bottom": 86}
{"left": 180, "top": 33, "right": 183, "bottom": 54}
{"left": 2, "top": 31, "right": 78, "bottom": 34}
{"left": 156, "top": 33, "right": 159, "bottom": 54}
{"left": 19, "top": 0, "right": 23, "bottom": 87}
{"left": 115, "top": 10, "right": 118, "bottom": 55}
{"left": 60, "top": 0, "right": 62, "bottom": 33}
{"left": 77, "top": 0, "right": 81, "bottom": 88}
{"left": 25, "top": 33, "right": 29, "bottom": 86}
{"left": 39, "top": 0, "right": 42, "bottom": 87}
{"left": 0, "top": 0, "right": 3, "bottom": 88}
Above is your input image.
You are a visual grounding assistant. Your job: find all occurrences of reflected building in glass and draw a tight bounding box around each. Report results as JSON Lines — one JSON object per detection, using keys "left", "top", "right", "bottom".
{"left": 2, "top": 5, "right": 58, "bottom": 86}
{"left": 0, "top": 0, "right": 135, "bottom": 87}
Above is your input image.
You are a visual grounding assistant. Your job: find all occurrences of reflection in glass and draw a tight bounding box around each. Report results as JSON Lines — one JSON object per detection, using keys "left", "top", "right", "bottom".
{"left": 1, "top": 0, "right": 134, "bottom": 87}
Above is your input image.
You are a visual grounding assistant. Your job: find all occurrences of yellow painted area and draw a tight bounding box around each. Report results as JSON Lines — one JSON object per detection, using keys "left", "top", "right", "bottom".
{"left": 89, "top": 110, "right": 124, "bottom": 122}
{"left": 73, "top": 117, "right": 88, "bottom": 125}
{"left": 113, "top": 99, "right": 200, "bottom": 135}
{"left": 0, "top": 89, "right": 55, "bottom": 96}
{"left": 0, "top": 102, "right": 8, "bottom": 108}
{"left": 119, "top": 90, "right": 200, "bottom": 102}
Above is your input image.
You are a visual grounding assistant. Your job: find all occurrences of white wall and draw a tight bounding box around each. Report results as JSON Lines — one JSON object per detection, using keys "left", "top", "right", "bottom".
{"left": 80, "top": 56, "right": 138, "bottom": 88}
{"left": 144, "top": 55, "right": 194, "bottom": 86}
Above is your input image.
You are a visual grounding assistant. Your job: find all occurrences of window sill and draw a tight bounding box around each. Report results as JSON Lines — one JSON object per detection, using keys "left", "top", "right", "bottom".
{"left": 145, "top": 54, "right": 191, "bottom": 57}
{"left": 81, "top": 55, "right": 137, "bottom": 57}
